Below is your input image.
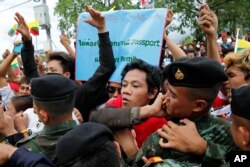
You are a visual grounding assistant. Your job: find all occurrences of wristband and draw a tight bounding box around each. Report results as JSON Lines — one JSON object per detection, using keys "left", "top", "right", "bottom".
{"left": 20, "top": 129, "right": 29, "bottom": 134}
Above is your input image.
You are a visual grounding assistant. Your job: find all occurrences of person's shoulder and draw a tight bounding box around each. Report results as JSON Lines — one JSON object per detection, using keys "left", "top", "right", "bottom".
{"left": 16, "top": 134, "right": 40, "bottom": 152}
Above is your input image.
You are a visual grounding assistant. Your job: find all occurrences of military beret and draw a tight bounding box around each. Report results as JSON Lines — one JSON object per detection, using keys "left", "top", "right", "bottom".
{"left": 231, "top": 85, "right": 250, "bottom": 119}
{"left": 31, "top": 73, "right": 78, "bottom": 101}
{"left": 56, "top": 122, "right": 114, "bottom": 165}
{"left": 163, "top": 57, "right": 227, "bottom": 88}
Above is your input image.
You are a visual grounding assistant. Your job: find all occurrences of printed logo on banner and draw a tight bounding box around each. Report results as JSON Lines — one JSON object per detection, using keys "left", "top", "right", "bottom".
{"left": 76, "top": 9, "right": 167, "bottom": 82}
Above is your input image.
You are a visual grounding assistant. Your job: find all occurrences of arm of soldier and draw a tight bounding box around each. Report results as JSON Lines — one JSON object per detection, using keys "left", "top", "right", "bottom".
{"left": 0, "top": 143, "right": 54, "bottom": 167}
{"left": 198, "top": 4, "right": 220, "bottom": 62}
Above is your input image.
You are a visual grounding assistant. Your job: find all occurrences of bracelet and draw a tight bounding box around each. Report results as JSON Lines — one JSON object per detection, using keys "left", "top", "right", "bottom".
{"left": 20, "top": 129, "right": 29, "bottom": 134}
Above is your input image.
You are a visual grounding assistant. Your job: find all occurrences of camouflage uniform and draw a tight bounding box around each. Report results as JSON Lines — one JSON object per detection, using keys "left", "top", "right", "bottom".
{"left": 134, "top": 113, "right": 236, "bottom": 167}
{"left": 16, "top": 120, "right": 77, "bottom": 162}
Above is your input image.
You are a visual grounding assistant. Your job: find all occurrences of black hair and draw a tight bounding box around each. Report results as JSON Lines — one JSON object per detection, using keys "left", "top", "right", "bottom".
{"left": 34, "top": 91, "right": 75, "bottom": 119}
{"left": 10, "top": 95, "right": 33, "bottom": 113}
{"left": 47, "top": 52, "right": 75, "bottom": 80}
{"left": 121, "top": 59, "right": 162, "bottom": 103}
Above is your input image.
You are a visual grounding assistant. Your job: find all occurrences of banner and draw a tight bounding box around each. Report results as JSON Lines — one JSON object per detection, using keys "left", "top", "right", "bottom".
{"left": 76, "top": 9, "right": 167, "bottom": 82}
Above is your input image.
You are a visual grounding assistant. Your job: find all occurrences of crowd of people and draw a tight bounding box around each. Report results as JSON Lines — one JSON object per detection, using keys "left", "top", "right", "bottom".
{"left": 0, "top": 3, "right": 250, "bottom": 167}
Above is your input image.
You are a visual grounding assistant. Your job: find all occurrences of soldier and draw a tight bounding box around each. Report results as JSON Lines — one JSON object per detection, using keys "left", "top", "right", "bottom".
{"left": 0, "top": 73, "right": 78, "bottom": 161}
{"left": 230, "top": 85, "right": 250, "bottom": 151}
{"left": 134, "top": 57, "right": 236, "bottom": 166}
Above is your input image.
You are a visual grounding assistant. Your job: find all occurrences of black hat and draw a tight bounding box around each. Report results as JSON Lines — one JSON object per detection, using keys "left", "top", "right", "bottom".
{"left": 56, "top": 122, "right": 114, "bottom": 165}
{"left": 231, "top": 85, "right": 250, "bottom": 119}
{"left": 163, "top": 57, "right": 227, "bottom": 88}
{"left": 31, "top": 73, "right": 78, "bottom": 101}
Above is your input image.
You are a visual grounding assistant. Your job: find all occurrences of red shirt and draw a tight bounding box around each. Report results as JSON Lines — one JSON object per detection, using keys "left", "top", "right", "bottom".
{"left": 106, "top": 95, "right": 167, "bottom": 148}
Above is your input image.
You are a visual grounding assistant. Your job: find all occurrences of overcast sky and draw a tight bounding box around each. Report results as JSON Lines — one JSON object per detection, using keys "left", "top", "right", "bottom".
{"left": 0, "top": 0, "right": 66, "bottom": 59}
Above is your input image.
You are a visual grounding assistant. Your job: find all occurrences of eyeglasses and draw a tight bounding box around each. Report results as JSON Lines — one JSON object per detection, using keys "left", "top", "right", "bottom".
{"left": 107, "top": 85, "right": 121, "bottom": 94}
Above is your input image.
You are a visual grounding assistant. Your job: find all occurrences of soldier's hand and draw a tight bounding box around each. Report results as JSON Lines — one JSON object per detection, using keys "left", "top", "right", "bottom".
{"left": 84, "top": 4, "right": 107, "bottom": 33}
{"left": 157, "top": 119, "right": 207, "bottom": 155}
{"left": 14, "top": 12, "right": 31, "bottom": 41}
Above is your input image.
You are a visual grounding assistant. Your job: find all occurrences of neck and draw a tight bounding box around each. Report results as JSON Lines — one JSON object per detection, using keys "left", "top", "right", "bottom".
{"left": 47, "top": 113, "right": 72, "bottom": 125}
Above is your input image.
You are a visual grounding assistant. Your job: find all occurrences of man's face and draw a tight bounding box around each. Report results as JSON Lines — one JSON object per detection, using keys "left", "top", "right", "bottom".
{"left": 18, "top": 83, "right": 30, "bottom": 96}
{"left": 165, "top": 83, "right": 194, "bottom": 118}
{"left": 47, "top": 60, "right": 64, "bottom": 74}
{"left": 121, "top": 69, "right": 154, "bottom": 108}
{"left": 226, "top": 65, "right": 250, "bottom": 90}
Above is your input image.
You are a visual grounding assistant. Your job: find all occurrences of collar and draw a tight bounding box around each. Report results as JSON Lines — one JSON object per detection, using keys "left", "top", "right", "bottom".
{"left": 41, "top": 120, "right": 77, "bottom": 135}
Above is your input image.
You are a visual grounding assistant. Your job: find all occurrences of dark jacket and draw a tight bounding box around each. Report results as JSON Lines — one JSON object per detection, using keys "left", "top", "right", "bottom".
{"left": 21, "top": 32, "right": 115, "bottom": 121}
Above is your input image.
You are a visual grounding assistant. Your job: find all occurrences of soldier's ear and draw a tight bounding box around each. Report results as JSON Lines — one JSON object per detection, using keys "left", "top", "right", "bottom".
{"left": 193, "top": 100, "right": 207, "bottom": 113}
{"left": 63, "top": 71, "right": 71, "bottom": 79}
{"left": 238, "top": 126, "right": 250, "bottom": 146}
{"left": 39, "top": 109, "right": 49, "bottom": 123}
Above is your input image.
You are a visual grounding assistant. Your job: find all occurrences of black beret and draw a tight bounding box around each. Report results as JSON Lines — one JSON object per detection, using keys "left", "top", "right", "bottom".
{"left": 31, "top": 73, "right": 78, "bottom": 101}
{"left": 56, "top": 122, "right": 114, "bottom": 165}
{"left": 163, "top": 57, "right": 227, "bottom": 88}
{"left": 231, "top": 85, "right": 250, "bottom": 119}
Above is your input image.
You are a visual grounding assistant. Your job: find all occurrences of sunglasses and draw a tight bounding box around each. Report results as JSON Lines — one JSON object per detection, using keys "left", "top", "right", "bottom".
{"left": 107, "top": 85, "right": 121, "bottom": 94}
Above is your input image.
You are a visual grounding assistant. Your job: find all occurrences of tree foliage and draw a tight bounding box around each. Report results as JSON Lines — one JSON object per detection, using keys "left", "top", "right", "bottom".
{"left": 54, "top": 0, "right": 136, "bottom": 37}
{"left": 54, "top": 0, "right": 250, "bottom": 39}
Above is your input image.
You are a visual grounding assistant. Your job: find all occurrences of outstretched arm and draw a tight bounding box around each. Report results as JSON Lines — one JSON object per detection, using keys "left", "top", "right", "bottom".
{"left": 164, "top": 10, "right": 186, "bottom": 60}
{"left": 198, "top": 4, "right": 220, "bottom": 62}
{"left": 60, "top": 34, "right": 75, "bottom": 58}
{"left": 15, "top": 12, "right": 39, "bottom": 78}
{"left": 75, "top": 5, "right": 115, "bottom": 121}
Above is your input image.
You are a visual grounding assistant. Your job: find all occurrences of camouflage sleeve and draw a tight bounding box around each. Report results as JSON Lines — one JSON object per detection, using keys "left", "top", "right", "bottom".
{"left": 16, "top": 135, "right": 43, "bottom": 153}
{"left": 201, "top": 141, "right": 235, "bottom": 166}
{"left": 134, "top": 132, "right": 171, "bottom": 165}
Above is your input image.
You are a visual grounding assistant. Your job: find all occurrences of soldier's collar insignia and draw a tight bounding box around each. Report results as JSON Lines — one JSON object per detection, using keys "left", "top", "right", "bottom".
{"left": 175, "top": 68, "right": 184, "bottom": 80}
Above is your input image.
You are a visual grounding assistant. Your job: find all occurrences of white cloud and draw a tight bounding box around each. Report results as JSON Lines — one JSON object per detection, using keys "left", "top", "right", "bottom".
{"left": 0, "top": 0, "right": 67, "bottom": 59}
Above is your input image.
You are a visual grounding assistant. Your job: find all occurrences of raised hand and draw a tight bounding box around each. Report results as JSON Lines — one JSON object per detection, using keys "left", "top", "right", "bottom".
{"left": 198, "top": 4, "right": 218, "bottom": 36}
{"left": 14, "top": 12, "right": 31, "bottom": 40}
{"left": 84, "top": 4, "right": 106, "bottom": 33}
{"left": 166, "top": 9, "right": 173, "bottom": 27}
